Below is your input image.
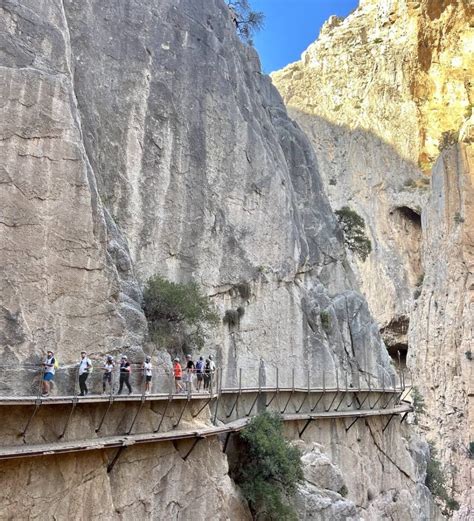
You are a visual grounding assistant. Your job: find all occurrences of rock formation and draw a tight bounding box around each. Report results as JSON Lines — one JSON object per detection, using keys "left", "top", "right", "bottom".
{"left": 272, "top": 0, "right": 473, "bottom": 516}
{"left": 0, "top": 0, "right": 456, "bottom": 519}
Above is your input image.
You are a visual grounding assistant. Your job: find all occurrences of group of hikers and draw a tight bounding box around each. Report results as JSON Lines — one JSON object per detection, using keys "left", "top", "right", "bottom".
{"left": 40, "top": 350, "right": 216, "bottom": 397}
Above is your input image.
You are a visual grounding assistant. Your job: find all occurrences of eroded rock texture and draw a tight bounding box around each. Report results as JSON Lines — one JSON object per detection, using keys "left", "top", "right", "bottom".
{"left": 272, "top": 0, "right": 473, "bottom": 348}
{"left": 410, "top": 137, "right": 473, "bottom": 518}
{"left": 0, "top": 0, "right": 447, "bottom": 519}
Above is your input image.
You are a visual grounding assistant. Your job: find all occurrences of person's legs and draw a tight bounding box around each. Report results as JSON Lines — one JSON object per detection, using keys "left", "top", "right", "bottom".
{"left": 118, "top": 375, "right": 124, "bottom": 394}
{"left": 79, "top": 373, "right": 88, "bottom": 395}
{"left": 125, "top": 374, "right": 132, "bottom": 393}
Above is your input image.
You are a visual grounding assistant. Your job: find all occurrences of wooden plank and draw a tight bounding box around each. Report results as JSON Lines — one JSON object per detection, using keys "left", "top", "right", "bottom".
{"left": 0, "top": 404, "right": 411, "bottom": 461}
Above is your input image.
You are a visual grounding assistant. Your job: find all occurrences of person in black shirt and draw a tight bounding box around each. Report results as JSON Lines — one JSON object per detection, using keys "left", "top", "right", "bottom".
{"left": 117, "top": 355, "right": 132, "bottom": 395}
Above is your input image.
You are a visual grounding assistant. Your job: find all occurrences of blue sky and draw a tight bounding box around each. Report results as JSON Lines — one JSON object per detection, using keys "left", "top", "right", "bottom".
{"left": 251, "top": 0, "right": 359, "bottom": 73}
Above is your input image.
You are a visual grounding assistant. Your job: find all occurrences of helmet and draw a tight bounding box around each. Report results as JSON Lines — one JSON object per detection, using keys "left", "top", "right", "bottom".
{"left": 186, "top": 354, "right": 192, "bottom": 359}
{"left": 121, "top": 355, "right": 127, "bottom": 360}
{"left": 174, "top": 358, "right": 179, "bottom": 362}
{"left": 209, "top": 355, "right": 213, "bottom": 360}
{"left": 107, "top": 355, "right": 113, "bottom": 361}
{"left": 145, "top": 356, "right": 151, "bottom": 361}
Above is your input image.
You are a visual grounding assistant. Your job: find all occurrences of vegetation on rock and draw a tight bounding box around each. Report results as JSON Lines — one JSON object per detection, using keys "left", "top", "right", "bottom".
{"left": 335, "top": 206, "right": 372, "bottom": 261}
{"left": 227, "top": 1, "right": 264, "bottom": 45}
{"left": 425, "top": 442, "right": 460, "bottom": 514}
{"left": 143, "top": 275, "right": 219, "bottom": 351}
{"left": 232, "top": 412, "right": 304, "bottom": 520}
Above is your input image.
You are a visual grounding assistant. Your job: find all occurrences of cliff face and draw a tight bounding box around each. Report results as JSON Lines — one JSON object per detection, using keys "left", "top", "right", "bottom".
{"left": 0, "top": 0, "right": 446, "bottom": 519}
{"left": 410, "top": 136, "right": 473, "bottom": 516}
{"left": 272, "top": 0, "right": 473, "bottom": 515}
{"left": 272, "top": 0, "right": 473, "bottom": 348}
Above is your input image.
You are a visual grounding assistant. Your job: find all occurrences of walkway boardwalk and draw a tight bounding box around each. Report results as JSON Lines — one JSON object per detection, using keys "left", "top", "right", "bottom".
{"left": 0, "top": 403, "right": 412, "bottom": 461}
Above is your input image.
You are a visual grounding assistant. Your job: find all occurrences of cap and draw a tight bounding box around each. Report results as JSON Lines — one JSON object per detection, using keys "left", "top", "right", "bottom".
{"left": 121, "top": 355, "right": 127, "bottom": 359}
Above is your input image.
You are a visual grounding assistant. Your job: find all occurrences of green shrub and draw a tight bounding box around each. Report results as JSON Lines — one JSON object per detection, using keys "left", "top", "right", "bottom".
{"left": 335, "top": 206, "right": 372, "bottom": 261}
{"left": 426, "top": 443, "right": 460, "bottom": 514}
{"left": 411, "top": 386, "right": 426, "bottom": 420}
{"left": 469, "top": 441, "right": 474, "bottom": 458}
{"left": 373, "top": 37, "right": 383, "bottom": 44}
{"left": 233, "top": 412, "right": 304, "bottom": 520}
{"left": 320, "top": 310, "right": 331, "bottom": 332}
{"left": 143, "top": 275, "right": 219, "bottom": 350}
{"left": 223, "top": 307, "right": 245, "bottom": 327}
{"left": 339, "top": 484, "right": 349, "bottom": 497}
{"left": 438, "top": 130, "right": 459, "bottom": 151}
{"left": 454, "top": 212, "right": 465, "bottom": 224}
{"left": 416, "top": 273, "right": 425, "bottom": 287}
{"left": 236, "top": 283, "right": 251, "bottom": 300}
{"left": 465, "top": 351, "right": 473, "bottom": 361}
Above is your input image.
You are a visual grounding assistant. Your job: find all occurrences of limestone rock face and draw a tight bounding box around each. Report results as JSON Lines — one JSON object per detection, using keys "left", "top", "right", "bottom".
{"left": 272, "top": 0, "right": 473, "bottom": 515}
{"left": 271, "top": 0, "right": 473, "bottom": 347}
{"left": 0, "top": 0, "right": 445, "bottom": 519}
{"left": 409, "top": 138, "right": 473, "bottom": 517}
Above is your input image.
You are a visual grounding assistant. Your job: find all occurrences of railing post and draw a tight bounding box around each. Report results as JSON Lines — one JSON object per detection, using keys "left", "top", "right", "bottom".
{"left": 59, "top": 364, "right": 80, "bottom": 439}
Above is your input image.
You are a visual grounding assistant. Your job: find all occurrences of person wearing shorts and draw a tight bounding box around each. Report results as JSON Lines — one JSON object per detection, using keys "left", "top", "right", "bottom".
{"left": 173, "top": 358, "right": 183, "bottom": 393}
{"left": 185, "top": 354, "right": 195, "bottom": 393}
{"left": 42, "top": 350, "right": 56, "bottom": 396}
{"left": 143, "top": 355, "right": 152, "bottom": 395}
{"left": 195, "top": 356, "right": 204, "bottom": 391}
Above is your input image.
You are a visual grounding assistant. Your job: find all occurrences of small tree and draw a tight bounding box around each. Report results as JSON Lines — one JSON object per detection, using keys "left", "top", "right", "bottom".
{"left": 232, "top": 412, "right": 303, "bottom": 520}
{"left": 335, "top": 206, "right": 372, "bottom": 261}
{"left": 227, "top": 1, "right": 264, "bottom": 45}
{"left": 143, "top": 275, "right": 219, "bottom": 351}
{"left": 425, "top": 443, "right": 460, "bottom": 514}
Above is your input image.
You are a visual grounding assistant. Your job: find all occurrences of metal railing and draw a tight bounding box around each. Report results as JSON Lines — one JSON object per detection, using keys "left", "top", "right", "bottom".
{"left": 0, "top": 359, "right": 410, "bottom": 399}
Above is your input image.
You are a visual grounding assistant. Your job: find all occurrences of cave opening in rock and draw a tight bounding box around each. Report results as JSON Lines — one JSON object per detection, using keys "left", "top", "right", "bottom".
{"left": 393, "top": 206, "right": 422, "bottom": 228}
{"left": 381, "top": 316, "right": 409, "bottom": 371}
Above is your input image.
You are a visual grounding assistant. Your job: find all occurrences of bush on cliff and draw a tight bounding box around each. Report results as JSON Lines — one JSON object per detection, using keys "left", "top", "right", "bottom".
{"left": 335, "top": 206, "right": 372, "bottom": 261}
{"left": 232, "top": 412, "right": 303, "bottom": 520}
{"left": 143, "top": 275, "right": 219, "bottom": 351}
{"left": 425, "top": 442, "right": 460, "bottom": 514}
{"left": 227, "top": 1, "right": 264, "bottom": 45}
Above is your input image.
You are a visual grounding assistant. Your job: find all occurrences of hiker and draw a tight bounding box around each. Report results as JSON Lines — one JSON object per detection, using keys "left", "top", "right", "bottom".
{"left": 102, "top": 355, "right": 115, "bottom": 394}
{"left": 203, "top": 358, "right": 211, "bottom": 391}
{"left": 173, "top": 358, "right": 183, "bottom": 393}
{"left": 42, "top": 350, "right": 56, "bottom": 396}
{"left": 78, "top": 351, "right": 92, "bottom": 396}
{"left": 117, "top": 355, "right": 132, "bottom": 395}
{"left": 195, "top": 356, "right": 205, "bottom": 391}
{"left": 185, "top": 354, "right": 195, "bottom": 393}
{"left": 208, "top": 354, "right": 216, "bottom": 389}
{"left": 143, "top": 355, "right": 152, "bottom": 395}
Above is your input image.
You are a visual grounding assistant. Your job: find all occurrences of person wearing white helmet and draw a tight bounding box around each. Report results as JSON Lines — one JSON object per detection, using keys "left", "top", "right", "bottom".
{"left": 142, "top": 355, "right": 152, "bottom": 395}
{"left": 102, "top": 355, "right": 115, "bottom": 394}
{"left": 185, "top": 354, "right": 195, "bottom": 393}
{"left": 117, "top": 355, "right": 132, "bottom": 395}
{"left": 173, "top": 358, "right": 183, "bottom": 393}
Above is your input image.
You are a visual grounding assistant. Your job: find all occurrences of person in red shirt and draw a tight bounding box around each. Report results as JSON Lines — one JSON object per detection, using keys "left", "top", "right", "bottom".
{"left": 173, "top": 358, "right": 183, "bottom": 393}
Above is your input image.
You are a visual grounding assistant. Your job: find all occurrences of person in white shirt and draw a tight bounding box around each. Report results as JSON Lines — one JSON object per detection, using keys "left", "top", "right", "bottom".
{"left": 78, "top": 351, "right": 92, "bottom": 396}
{"left": 102, "top": 355, "right": 115, "bottom": 394}
{"left": 143, "top": 355, "right": 152, "bottom": 395}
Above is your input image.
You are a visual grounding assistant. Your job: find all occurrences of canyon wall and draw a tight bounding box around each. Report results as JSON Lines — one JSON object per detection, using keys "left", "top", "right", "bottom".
{"left": 0, "top": 0, "right": 449, "bottom": 519}
{"left": 272, "top": 0, "right": 473, "bottom": 516}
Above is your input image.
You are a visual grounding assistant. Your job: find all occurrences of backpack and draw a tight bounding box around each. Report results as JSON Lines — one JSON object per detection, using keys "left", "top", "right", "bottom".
{"left": 53, "top": 358, "right": 59, "bottom": 369}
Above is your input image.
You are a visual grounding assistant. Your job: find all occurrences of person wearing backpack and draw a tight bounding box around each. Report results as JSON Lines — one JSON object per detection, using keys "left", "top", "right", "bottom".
{"left": 117, "top": 355, "right": 132, "bottom": 395}
{"left": 41, "top": 350, "right": 56, "bottom": 396}
{"left": 78, "top": 351, "right": 93, "bottom": 396}
{"left": 195, "top": 356, "right": 205, "bottom": 391}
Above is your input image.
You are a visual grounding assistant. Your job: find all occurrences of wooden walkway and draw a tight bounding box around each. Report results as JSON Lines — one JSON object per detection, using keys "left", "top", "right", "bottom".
{"left": 0, "top": 403, "right": 412, "bottom": 461}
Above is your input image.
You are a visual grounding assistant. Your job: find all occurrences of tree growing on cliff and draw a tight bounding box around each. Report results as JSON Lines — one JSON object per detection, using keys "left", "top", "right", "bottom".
{"left": 231, "top": 412, "right": 303, "bottom": 520}
{"left": 334, "top": 206, "right": 372, "bottom": 261}
{"left": 227, "top": 1, "right": 264, "bottom": 45}
{"left": 143, "top": 275, "right": 219, "bottom": 352}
